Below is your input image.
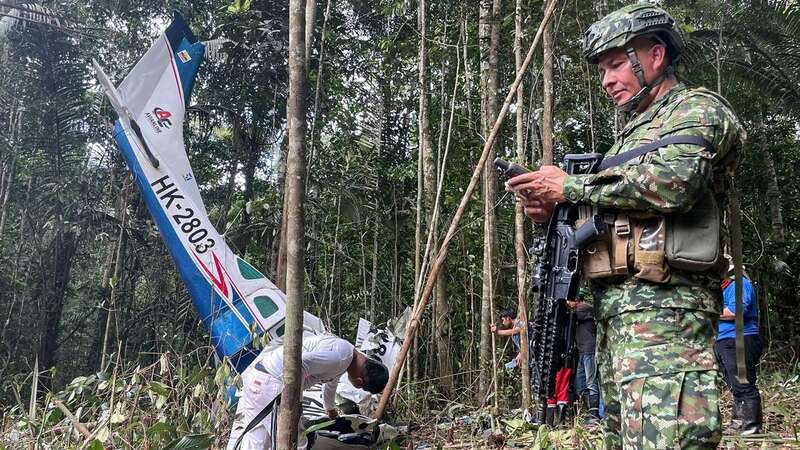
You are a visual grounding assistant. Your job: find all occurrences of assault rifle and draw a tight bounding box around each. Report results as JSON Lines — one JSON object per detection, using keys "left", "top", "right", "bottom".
{"left": 494, "top": 153, "right": 604, "bottom": 423}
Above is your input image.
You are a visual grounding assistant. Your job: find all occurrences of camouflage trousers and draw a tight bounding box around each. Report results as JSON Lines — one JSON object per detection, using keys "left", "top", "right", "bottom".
{"left": 597, "top": 308, "right": 722, "bottom": 450}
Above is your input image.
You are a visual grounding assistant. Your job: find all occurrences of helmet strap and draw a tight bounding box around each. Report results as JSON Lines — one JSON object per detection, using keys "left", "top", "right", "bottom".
{"left": 618, "top": 46, "right": 674, "bottom": 113}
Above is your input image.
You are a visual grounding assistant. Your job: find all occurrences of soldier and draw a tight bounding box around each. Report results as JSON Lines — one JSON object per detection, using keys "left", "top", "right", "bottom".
{"left": 506, "top": 4, "right": 746, "bottom": 449}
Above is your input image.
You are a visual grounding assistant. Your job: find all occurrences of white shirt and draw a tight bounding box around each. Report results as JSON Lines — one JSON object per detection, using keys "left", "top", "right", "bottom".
{"left": 255, "top": 334, "right": 355, "bottom": 410}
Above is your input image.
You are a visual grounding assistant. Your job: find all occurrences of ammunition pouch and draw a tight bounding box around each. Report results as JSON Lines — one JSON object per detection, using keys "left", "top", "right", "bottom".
{"left": 582, "top": 191, "right": 722, "bottom": 282}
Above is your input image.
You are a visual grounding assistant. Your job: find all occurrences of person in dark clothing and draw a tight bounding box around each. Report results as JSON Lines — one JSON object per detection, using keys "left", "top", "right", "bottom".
{"left": 567, "top": 288, "right": 600, "bottom": 423}
{"left": 714, "top": 267, "right": 763, "bottom": 435}
{"left": 491, "top": 308, "right": 535, "bottom": 369}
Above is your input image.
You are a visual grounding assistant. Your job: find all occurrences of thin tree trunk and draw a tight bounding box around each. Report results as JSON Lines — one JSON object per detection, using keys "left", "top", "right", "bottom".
{"left": 417, "top": 0, "right": 449, "bottom": 395}
{"left": 764, "top": 144, "right": 785, "bottom": 242}
{"left": 37, "top": 226, "right": 77, "bottom": 382}
{"left": 278, "top": 0, "right": 308, "bottom": 446}
{"left": 306, "top": 0, "right": 333, "bottom": 183}
{"left": 411, "top": 64, "right": 425, "bottom": 389}
{"left": 325, "top": 191, "right": 342, "bottom": 325}
{"left": 219, "top": 113, "right": 243, "bottom": 234}
{"left": 514, "top": 0, "right": 531, "bottom": 410}
{"left": 370, "top": 200, "right": 379, "bottom": 322}
{"left": 478, "top": 0, "right": 501, "bottom": 405}
{"left": 100, "top": 185, "right": 130, "bottom": 371}
{"left": 0, "top": 157, "right": 14, "bottom": 237}
{"left": 91, "top": 175, "right": 129, "bottom": 371}
{"left": 275, "top": 136, "right": 290, "bottom": 290}
{"left": 305, "top": 0, "right": 317, "bottom": 72}
{"left": 461, "top": 16, "right": 475, "bottom": 136}
{"left": 542, "top": 0, "right": 554, "bottom": 165}
{"left": 0, "top": 177, "right": 32, "bottom": 372}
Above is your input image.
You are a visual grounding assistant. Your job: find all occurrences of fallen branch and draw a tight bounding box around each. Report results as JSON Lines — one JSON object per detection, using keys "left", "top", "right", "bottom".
{"left": 53, "top": 399, "right": 91, "bottom": 439}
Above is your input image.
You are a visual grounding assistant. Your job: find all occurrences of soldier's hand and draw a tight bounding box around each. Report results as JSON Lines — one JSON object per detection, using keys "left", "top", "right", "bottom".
{"left": 519, "top": 197, "right": 555, "bottom": 224}
{"left": 505, "top": 165, "right": 567, "bottom": 204}
{"left": 490, "top": 323, "right": 497, "bottom": 333}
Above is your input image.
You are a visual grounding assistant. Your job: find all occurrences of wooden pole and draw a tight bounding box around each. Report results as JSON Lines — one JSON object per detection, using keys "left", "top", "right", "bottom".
{"left": 373, "top": 0, "right": 559, "bottom": 419}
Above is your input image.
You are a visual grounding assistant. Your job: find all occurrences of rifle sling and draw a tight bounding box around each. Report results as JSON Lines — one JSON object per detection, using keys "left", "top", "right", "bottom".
{"left": 728, "top": 179, "right": 749, "bottom": 385}
{"left": 597, "top": 135, "right": 713, "bottom": 171}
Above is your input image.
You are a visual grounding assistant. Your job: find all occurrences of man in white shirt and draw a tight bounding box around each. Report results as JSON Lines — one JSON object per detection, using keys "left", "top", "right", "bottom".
{"left": 227, "top": 333, "right": 390, "bottom": 450}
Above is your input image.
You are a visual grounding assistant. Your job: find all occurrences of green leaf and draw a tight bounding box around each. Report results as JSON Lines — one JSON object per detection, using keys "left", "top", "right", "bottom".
{"left": 43, "top": 408, "right": 63, "bottom": 426}
{"left": 148, "top": 381, "right": 171, "bottom": 397}
{"left": 161, "top": 433, "right": 215, "bottom": 450}
{"left": 227, "top": 0, "right": 252, "bottom": 13}
{"left": 86, "top": 440, "right": 104, "bottom": 450}
{"left": 302, "top": 419, "right": 335, "bottom": 437}
{"left": 384, "top": 440, "right": 401, "bottom": 450}
{"left": 148, "top": 421, "right": 177, "bottom": 439}
{"left": 186, "top": 368, "right": 208, "bottom": 387}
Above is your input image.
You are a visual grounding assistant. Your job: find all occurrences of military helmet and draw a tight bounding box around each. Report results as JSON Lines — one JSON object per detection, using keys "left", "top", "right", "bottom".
{"left": 583, "top": 3, "right": 685, "bottom": 64}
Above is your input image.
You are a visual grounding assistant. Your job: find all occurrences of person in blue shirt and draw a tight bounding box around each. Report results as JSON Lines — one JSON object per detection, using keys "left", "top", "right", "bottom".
{"left": 714, "top": 266, "right": 762, "bottom": 435}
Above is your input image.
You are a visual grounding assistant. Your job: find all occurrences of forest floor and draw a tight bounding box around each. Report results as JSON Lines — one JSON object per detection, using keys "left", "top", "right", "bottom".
{"left": 398, "top": 359, "right": 800, "bottom": 449}
{"left": 1, "top": 353, "right": 800, "bottom": 449}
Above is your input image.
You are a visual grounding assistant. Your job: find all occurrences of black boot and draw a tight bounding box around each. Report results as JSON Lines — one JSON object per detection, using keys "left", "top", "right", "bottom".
{"left": 527, "top": 405, "right": 545, "bottom": 425}
{"left": 739, "top": 397, "right": 762, "bottom": 435}
{"left": 724, "top": 400, "right": 743, "bottom": 435}
{"left": 586, "top": 394, "right": 601, "bottom": 426}
{"left": 545, "top": 405, "right": 556, "bottom": 428}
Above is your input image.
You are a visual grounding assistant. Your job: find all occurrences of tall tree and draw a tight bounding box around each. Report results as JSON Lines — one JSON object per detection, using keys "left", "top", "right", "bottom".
{"left": 542, "top": 0, "right": 555, "bottom": 165}
{"left": 478, "top": 0, "right": 501, "bottom": 403}
{"left": 514, "top": 0, "right": 531, "bottom": 409}
{"left": 278, "top": 0, "right": 308, "bottom": 447}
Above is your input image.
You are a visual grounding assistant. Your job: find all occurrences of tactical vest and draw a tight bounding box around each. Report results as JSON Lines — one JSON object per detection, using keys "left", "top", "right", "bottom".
{"left": 578, "top": 87, "right": 740, "bottom": 283}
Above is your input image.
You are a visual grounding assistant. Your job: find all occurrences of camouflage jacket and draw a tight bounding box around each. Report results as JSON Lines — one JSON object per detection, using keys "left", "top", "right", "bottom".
{"left": 562, "top": 83, "right": 747, "bottom": 320}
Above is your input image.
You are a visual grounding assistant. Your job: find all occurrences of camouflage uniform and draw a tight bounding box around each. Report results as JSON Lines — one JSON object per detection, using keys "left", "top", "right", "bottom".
{"left": 562, "top": 83, "right": 746, "bottom": 449}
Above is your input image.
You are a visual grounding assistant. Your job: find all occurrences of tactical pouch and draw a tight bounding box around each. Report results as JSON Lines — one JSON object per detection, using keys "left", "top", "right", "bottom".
{"left": 665, "top": 191, "right": 721, "bottom": 271}
{"left": 632, "top": 217, "right": 670, "bottom": 283}
{"left": 582, "top": 214, "right": 629, "bottom": 279}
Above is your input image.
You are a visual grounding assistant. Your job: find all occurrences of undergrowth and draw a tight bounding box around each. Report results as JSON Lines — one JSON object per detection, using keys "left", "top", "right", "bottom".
{"left": 1, "top": 352, "right": 798, "bottom": 449}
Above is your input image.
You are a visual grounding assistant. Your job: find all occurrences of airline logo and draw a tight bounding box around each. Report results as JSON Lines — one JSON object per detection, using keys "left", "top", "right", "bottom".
{"left": 145, "top": 107, "right": 173, "bottom": 132}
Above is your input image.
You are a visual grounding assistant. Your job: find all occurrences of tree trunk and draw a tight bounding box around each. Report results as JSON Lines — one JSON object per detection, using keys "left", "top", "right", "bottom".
{"left": 37, "top": 225, "right": 78, "bottom": 385}
{"left": 478, "top": 0, "right": 501, "bottom": 404}
{"left": 90, "top": 174, "right": 129, "bottom": 371}
{"left": 764, "top": 147, "right": 785, "bottom": 242}
{"left": 370, "top": 199, "right": 379, "bottom": 322}
{"left": 514, "top": 0, "right": 531, "bottom": 410}
{"left": 278, "top": 0, "right": 308, "bottom": 446}
{"left": 275, "top": 135, "right": 290, "bottom": 290}
{"left": 218, "top": 116, "right": 243, "bottom": 234}
{"left": 305, "top": 0, "right": 317, "bottom": 72}
{"left": 306, "top": 0, "right": 334, "bottom": 182}
{"left": 542, "top": 0, "right": 555, "bottom": 165}
{"left": 0, "top": 157, "right": 14, "bottom": 238}
{"left": 99, "top": 185, "right": 130, "bottom": 371}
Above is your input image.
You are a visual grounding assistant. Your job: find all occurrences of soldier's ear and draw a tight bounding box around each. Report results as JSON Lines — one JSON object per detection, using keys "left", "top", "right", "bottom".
{"left": 650, "top": 43, "right": 668, "bottom": 72}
